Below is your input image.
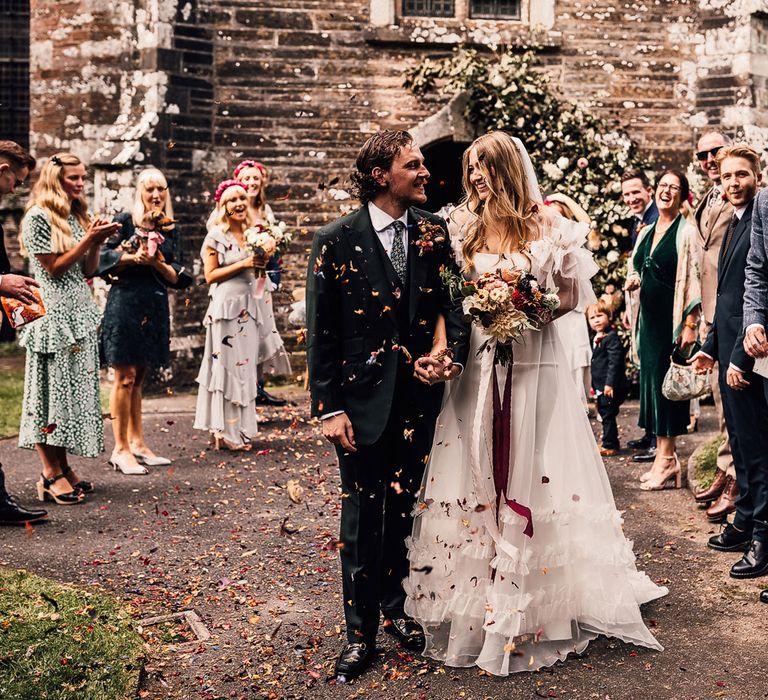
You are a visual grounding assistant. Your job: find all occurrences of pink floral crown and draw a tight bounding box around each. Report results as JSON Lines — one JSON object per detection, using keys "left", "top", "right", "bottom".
{"left": 233, "top": 159, "right": 267, "bottom": 179}
{"left": 214, "top": 179, "right": 246, "bottom": 203}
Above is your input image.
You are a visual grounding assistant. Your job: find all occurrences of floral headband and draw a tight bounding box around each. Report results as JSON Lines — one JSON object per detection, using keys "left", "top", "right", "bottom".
{"left": 214, "top": 179, "right": 246, "bottom": 203}
{"left": 233, "top": 159, "right": 267, "bottom": 179}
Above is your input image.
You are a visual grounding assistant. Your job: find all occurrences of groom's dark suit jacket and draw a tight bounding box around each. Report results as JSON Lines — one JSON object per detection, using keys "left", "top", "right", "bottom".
{"left": 306, "top": 205, "right": 469, "bottom": 446}
{"left": 701, "top": 201, "right": 754, "bottom": 372}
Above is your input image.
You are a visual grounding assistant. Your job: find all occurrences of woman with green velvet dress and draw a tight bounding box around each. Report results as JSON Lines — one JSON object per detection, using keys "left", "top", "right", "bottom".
{"left": 625, "top": 170, "right": 701, "bottom": 491}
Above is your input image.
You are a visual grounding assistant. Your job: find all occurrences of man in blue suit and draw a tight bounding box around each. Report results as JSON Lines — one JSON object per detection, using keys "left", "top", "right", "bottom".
{"left": 695, "top": 145, "right": 768, "bottom": 599}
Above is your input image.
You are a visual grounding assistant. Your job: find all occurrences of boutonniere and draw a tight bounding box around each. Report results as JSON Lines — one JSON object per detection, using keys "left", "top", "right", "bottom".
{"left": 594, "top": 332, "right": 606, "bottom": 346}
{"left": 412, "top": 219, "right": 446, "bottom": 255}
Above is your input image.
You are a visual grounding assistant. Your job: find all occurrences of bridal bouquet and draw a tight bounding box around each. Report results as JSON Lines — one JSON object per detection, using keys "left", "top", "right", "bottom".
{"left": 443, "top": 267, "right": 560, "bottom": 365}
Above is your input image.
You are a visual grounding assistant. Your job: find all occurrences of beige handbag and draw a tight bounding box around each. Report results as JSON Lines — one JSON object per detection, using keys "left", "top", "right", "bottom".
{"left": 661, "top": 343, "right": 711, "bottom": 401}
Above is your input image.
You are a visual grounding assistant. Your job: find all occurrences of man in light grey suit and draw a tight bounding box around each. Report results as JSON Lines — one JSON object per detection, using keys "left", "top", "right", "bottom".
{"left": 743, "top": 185, "right": 768, "bottom": 604}
{"left": 691, "top": 130, "right": 737, "bottom": 520}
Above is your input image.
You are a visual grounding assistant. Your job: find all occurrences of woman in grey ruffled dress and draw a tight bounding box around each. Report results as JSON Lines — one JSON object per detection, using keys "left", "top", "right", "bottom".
{"left": 194, "top": 180, "right": 268, "bottom": 450}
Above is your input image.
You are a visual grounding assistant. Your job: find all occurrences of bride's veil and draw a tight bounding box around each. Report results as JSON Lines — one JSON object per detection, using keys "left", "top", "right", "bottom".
{"left": 510, "top": 136, "right": 543, "bottom": 204}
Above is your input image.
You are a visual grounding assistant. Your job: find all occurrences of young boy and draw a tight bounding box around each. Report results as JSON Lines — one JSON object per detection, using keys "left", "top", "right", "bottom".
{"left": 588, "top": 300, "right": 628, "bottom": 456}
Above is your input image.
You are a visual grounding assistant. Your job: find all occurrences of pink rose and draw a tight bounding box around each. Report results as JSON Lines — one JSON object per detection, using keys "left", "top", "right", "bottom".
{"left": 577, "top": 157, "right": 589, "bottom": 169}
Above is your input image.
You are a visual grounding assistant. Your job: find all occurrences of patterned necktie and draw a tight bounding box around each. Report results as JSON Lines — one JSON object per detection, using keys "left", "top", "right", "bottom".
{"left": 721, "top": 214, "right": 738, "bottom": 261}
{"left": 389, "top": 220, "right": 407, "bottom": 283}
{"left": 708, "top": 185, "right": 721, "bottom": 209}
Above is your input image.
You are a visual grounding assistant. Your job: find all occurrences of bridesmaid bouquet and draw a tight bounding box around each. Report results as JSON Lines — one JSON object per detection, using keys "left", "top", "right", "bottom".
{"left": 243, "top": 221, "right": 293, "bottom": 297}
{"left": 443, "top": 267, "right": 560, "bottom": 365}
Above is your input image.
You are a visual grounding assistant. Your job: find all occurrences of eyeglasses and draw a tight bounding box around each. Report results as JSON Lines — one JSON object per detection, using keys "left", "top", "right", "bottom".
{"left": 696, "top": 146, "right": 723, "bottom": 161}
{"left": 657, "top": 183, "right": 681, "bottom": 193}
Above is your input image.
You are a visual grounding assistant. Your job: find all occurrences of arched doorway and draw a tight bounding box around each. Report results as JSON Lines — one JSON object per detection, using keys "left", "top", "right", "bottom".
{"left": 421, "top": 139, "right": 470, "bottom": 213}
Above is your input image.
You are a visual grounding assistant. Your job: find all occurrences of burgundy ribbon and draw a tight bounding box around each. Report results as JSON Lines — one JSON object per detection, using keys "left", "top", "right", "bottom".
{"left": 492, "top": 359, "right": 534, "bottom": 539}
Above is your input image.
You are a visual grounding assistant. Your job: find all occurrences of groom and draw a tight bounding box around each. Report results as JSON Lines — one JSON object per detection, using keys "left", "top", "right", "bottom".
{"left": 306, "top": 130, "right": 469, "bottom": 679}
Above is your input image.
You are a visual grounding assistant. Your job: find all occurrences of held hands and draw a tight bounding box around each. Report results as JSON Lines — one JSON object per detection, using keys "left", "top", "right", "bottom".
{"left": 744, "top": 325, "right": 768, "bottom": 359}
{"left": 603, "top": 385, "right": 614, "bottom": 399}
{"left": 0, "top": 273, "right": 40, "bottom": 305}
{"left": 414, "top": 350, "right": 460, "bottom": 385}
{"left": 322, "top": 412, "right": 357, "bottom": 453}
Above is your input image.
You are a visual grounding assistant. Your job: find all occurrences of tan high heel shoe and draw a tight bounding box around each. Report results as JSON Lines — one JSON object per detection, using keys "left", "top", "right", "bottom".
{"left": 36, "top": 473, "right": 85, "bottom": 505}
{"left": 212, "top": 433, "right": 252, "bottom": 452}
{"left": 639, "top": 455, "right": 682, "bottom": 491}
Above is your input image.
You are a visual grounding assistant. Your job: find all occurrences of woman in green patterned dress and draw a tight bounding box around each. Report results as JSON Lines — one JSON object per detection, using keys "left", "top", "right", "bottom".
{"left": 625, "top": 170, "right": 701, "bottom": 491}
{"left": 18, "top": 153, "right": 120, "bottom": 505}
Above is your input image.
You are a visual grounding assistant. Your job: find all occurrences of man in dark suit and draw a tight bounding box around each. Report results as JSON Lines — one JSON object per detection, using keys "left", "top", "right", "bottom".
{"left": 0, "top": 140, "right": 47, "bottom": 525}
{"left": 693, "top": 145, "right": 768, "bottom": 585}
{"left": 620, "top": 168, "right": 658, "bottom": 460}
{"left": 621, "top": 167, "right": 658, "bottom": 248}
{"left": 306, "top": 131, "right": 469, "bottom": 678}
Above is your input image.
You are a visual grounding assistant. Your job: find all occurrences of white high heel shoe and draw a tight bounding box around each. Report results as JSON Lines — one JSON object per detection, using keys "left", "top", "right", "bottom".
{"left": 109, "top": 451, "right": 149, "bottom": 475}
{"left": 132, "top": 450, "right": 171, "bottom": 467}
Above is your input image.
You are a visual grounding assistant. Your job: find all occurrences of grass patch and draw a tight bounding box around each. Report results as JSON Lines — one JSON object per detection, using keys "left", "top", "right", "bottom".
{"left": 0, "top": 568, "right": 144, "bottom": 700}
{"left": 0, "top": 367, "right": 110, "bottom": 440}
{"left": 0, "top": 368, "right": 24, "bottom": 439}
{"left": 693, "top": 434, "right": 724, "bottom": 490}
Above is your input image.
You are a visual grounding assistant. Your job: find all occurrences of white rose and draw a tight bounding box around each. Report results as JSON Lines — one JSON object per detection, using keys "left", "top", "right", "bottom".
{"left": 606, "top": 250, "right": 620, "bottom": 263}
{"left": 490, "top": 72, "right": 505, "bottom": 88}
{"left": 584, "top": 184, "right": 599, "bottom": 195}
{"left": 556, "top": 156, "right": 569, "bottom": 170}
{"left": 542, "top": 163, "right": 564, "bottom": 181}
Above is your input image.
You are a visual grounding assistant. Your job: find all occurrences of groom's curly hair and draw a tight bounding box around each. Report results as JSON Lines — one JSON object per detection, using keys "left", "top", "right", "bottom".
{"left": 350, "top": 130, "right": 414, "bottom": 203}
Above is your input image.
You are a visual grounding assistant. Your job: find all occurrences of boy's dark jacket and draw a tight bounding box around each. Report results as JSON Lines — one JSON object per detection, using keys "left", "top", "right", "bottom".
{"left": 591, "top": 327, "right": 628, "bottom": 391}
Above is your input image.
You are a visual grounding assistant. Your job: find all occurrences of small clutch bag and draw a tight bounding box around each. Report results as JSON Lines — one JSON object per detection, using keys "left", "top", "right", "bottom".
{"left": 661, "top": 343, "right": 710, "bottom": 401}
{"left": 1, "top": 287, "right": 46, "bottom": 329}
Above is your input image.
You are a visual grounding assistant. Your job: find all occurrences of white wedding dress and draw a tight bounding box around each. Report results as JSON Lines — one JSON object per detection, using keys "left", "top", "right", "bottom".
{"left": 404, "top": 212, "right": 667, "bottom": 675}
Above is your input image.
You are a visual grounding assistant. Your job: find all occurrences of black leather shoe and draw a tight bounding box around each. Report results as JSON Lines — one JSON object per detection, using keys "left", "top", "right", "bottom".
{"left": 760, "top": 589, "right": 768, "bottom": 604}
{"left": 255, "top": 387, "right": 287, "bottom": 406}
{"left": 633, "top": 448, "right": 657, "bottom": 463}
{"left": 708, "top": 523, "right": 752, "bottom": 552}
{"left": 628, "top": 436, "right": 653, "bottom": 450}
{"left": 334, "top": 642, "right": 376, "bottom": 680}
{"left": 730, "top": 540, "right": 768, "bottom": 579}
{"left": 383, "top": 617, "right": 425, "bottom": 651}
{"left": 0, "top": 495, "right": 48, "bottom": 525}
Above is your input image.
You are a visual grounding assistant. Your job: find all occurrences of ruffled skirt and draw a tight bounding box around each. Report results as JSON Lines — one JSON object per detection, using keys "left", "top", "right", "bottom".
{"left": 404, "top": 323, "right": 666, "bottom": 675}
{"left": 193, "top": 286, "right": 261, "bottom": 447}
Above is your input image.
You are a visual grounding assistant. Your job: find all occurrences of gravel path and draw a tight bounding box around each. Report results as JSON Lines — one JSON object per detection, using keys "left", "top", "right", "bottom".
{"left": 1, "top": 393, "right": 766, "bottom": 700}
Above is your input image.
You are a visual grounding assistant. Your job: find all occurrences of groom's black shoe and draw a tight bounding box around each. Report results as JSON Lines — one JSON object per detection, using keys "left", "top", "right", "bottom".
{"left": 334, "top": 642, "right": 376, "bottom": 680}
{"left": 383, "top": 617, "right": 425, "bottom": 651}
{"left": 730, "top": 540, "right": 768, "bottom": 579}
{"left": 632, "top": 448, "right": 657, "bottom": 463}
{"left": 708, "top": 523, "right": 752, "bottom": 552}
{"left": 760, "top": 589, "right": 768, "bottom": 604}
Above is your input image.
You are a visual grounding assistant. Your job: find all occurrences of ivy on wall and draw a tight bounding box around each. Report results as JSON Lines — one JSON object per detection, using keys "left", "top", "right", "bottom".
{"left": 405, "top": 47, "right": 653, "bottom": 291}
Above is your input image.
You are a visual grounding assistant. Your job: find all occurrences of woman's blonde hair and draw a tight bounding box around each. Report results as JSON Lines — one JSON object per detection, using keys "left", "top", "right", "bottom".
{"left": 210, "top": 183, "right": 253, "bottom": 233}
{"left": 131, "top": 168, "right": 174, "bottom": 227}
{"left": 459, "top": 132, "right": 539, "bottom": 272}
{"left": 23, "top": 152, "right": 89, "bottom": 254}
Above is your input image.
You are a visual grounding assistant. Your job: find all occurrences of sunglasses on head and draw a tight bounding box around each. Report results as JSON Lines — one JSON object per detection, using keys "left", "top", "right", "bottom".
{"left": 696, "top": 146, "right": 723, "bottom": 161}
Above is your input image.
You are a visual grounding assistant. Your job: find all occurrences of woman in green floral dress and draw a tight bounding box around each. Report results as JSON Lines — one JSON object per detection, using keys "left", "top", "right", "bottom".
{"left": 18, "top": 153, "right": 119, "bottom": 505}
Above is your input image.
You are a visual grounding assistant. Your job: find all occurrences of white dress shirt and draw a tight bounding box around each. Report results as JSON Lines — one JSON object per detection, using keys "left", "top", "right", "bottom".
{"left": 368, "top": 201, "right": 408, "bottom": 262}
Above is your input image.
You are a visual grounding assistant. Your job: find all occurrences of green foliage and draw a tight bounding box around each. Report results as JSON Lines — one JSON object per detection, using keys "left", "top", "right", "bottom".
{"left": 0, "top": 366, "right": 24, "bottom": 439}
{"left": 405, "top": 47, "right": 652, "bottom": 290}
{"left": 0, "top": 568, "right": 144, "bottom": 700}
{"left": 694, "top": 434, "right": 724, "bottom": 490}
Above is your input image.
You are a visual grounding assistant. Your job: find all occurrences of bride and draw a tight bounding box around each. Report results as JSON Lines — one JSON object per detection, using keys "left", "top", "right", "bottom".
{"left": 405, "top": 132, "right": 667, "bottom": 675}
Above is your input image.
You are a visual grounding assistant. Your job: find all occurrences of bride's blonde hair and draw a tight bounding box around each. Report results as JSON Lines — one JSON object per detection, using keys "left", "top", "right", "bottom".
{"left": 459, "top": 132, "right": 538, "bottom": 272}
{"left": 22, "top": 153, "right": 90, "bottom": 254}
